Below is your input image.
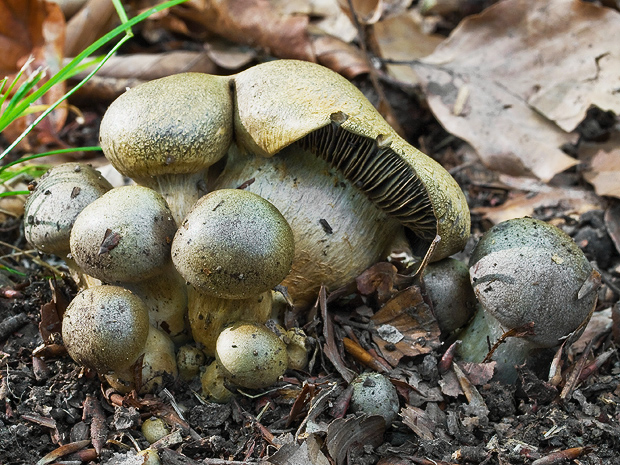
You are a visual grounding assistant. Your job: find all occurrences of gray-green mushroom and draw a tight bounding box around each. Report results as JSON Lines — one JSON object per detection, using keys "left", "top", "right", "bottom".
{"left": 457, "top": 217, "right": 601, "bottom": 382}
{"left": 99, "top": 73, "right": 233, "bottom": 224}
{"left": 70, "top": 185, "right": 177, "bottom": 283}
{"left": 62, "top": 285, "right": 150, "bottom": 374}
{"left": 350, "top": 372, "right": 400, "bottom": 427}
{"left": 24, "top": 163, "right": 112, "bottom": 287}
{"left": 171, "top": 189, "right": 295, "bottom": 355}
{"left": 215, "top": 59, "right": 470, "bottom": 308}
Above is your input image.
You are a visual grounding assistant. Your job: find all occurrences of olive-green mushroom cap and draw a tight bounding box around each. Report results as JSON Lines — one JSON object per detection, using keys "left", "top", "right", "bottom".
{"left": 232, "top": 60, "right": 470, "bottom": 260}
{"left": 24, "top": 163, "right": 112, "bottom": 255}
{"left": 171, "top": 189, "right": 295, "bottom": 299}
{"left": 99, "top": 73, "right": 233, "bottom": 182}
{"left": 62, "top": 286, "right": 150, "bottom": 373}
{"left": 70, "top": 185, "right": 177, "bottom": 283}
{"left": 469, "top": 217, "right": 599, "bottom": 348}
{"left": 215, "top": 323, "right": 288, "bottom": 389}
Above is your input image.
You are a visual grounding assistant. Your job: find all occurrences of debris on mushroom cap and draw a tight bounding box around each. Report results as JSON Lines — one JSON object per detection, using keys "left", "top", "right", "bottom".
{"left": 171, "top": 189, "right": 295, "bottom": 299}
{"left": 62, "top": 286, "right": 150, "bottom": 374}
{"left": 421, "top": 258, "right": 477, "bottom": 334}
{"left": 70, "top": 185, "right": 177, "bottom": 283}
{"left": 24, "top": 163, "right": 112, "bottom": 256}
{"left": 215, "top": 322, "right": 288, "bottom": 390}
{"left": 99, "top": 72, "right": 234, "bottom": 223}
{"left": 232, "top": 59, "right": 470, "bottom": 261}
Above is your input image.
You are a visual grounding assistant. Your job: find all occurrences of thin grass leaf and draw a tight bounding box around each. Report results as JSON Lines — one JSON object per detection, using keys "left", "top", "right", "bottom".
{"left": 0, "top": 190, "right": 30, "bottom": 198}
{"left": 0, "top": 265, "right": 27, "bottom": 277}
{"left": 0, "top": 146, "right": 101, "bottom": 176}
{"left": 0, "top": 56, "right": 35, "bottom": 111}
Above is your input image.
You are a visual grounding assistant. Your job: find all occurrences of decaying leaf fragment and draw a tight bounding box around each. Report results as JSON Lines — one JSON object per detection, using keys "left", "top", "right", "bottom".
{"left": 410, "top": 0, "right": 620, "bottom": 181}
{"left": 583, "top": 149, "right": 620, "bottom": 199}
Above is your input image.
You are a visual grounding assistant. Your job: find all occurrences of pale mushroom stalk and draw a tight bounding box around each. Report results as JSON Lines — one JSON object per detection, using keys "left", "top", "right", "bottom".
{"left": 215, "top": 60, "right": 470, "bottom": 308}
{"left": 99, "top": 73, "right": 233, "bottom": 224}
{"left": 171, "top": 189, "right": 295, "bottom": 357}
{"left": 456, "top": 218, "right": 601, "bottom": 383}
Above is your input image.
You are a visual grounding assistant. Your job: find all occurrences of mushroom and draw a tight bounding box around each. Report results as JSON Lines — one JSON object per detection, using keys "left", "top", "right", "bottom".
{"left": 24, "top": 163, "right": 112, "bottom": 287}
{"left": 99, "top": 73, "right": 233, "bottom": 224}
{"left": 214, "top": 322, "right": 288, "bottom": 390}
{"left": 420, "top": 258, "right": 477, "bottom": 335}
{"left": 457, "top": 217, "right": 601, "bottom": 382}
{"left": 62, "top": 285, "right": 150, "bottom": 374}
{"left": 69, "top": 185, "right": 186, "bottom": 337}
{"left": 215, "top": 59, "right": 470, "bottom": 307}
{"left": 105, "top": 325, "right": 179, "bottom": 394}
{"left": 349, "top": 372, "right": 400, "bottom": 427}
{"left": 171, "top": 189, "right": 295, "bottom": 355}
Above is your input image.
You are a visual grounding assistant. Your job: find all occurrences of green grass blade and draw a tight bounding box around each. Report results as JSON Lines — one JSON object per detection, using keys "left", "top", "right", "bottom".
{"left": 0, "top": 146, "right": 101, "bottom": 176}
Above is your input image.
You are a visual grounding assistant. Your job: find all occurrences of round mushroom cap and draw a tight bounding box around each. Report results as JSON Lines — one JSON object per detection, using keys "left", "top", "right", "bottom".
{"left": 232, "top": 59, "right": 470, "bottom": 261}
{"left": 469, "top": 217, "right": 600, "bottom": 348}
{"left": 24, "top": 163, "right": 112, "bottom": 255}
{"left": 172, "top": 189, "right": 295, "bottom": 299}
{"left": 62, "top": 286, "right": 150, "bottom": 373}
{"left": 99, "top": 73, "right": 233, "bottom": 182}
{"left": 350, "top": 372, "right": 400, "bottom": 426}
{"left": 70, "top": 185, "right": 177, "bottom": 283}
{"left": 215, "top": 323, "right": 288, "bottom": 389}
{"left": 422, "top": 258, "right": 476, "bottom": 333}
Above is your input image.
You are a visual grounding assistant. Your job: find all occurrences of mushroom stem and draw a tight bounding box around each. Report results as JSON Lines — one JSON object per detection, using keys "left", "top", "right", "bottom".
{"left": 215, "top": 143, "right": 401, "bottom": 308}
{"left": 63, "top": 255, "right": 101, "bottom": 289}
{"left": 188, "top": 290, "right": 273, "bottom": 357}
{"left": 139, "top": 172, "right": 208, "bottom": 226}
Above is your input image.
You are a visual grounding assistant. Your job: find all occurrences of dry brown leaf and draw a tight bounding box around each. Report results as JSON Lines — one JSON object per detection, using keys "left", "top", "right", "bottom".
{"left": 373, "top": 10, "right": 443, "bottom": 85}
{"left": 175, "top": 0, "right": 369, "bottom": 78}
{"left": 411, "top": 0, "right": 620, "bottom": 181}
{"left": 604, "top": 202, "right": 620, "bottom": 254}
{"left": 326, "top": 415, "right": 385, "bottom": 465}
{"left": 371, "top": 286, "right": 441, "bottom": 366}
{"left": 583, "top": 149, "right": 620, "bottom": 199}
{"left": 0, "top": 0, "right": 67, "bottom": 147}
{"left": 63, "top": 0, "right": 117, "bottom": 57}
{"left": 400, "top": 405, "right": 435, "bottom": 440}
{"left": 472, "top": 185, "right": 605, "bottom": 224}
{"left": 338, "top": 0, "right": 384, "bottom": 25}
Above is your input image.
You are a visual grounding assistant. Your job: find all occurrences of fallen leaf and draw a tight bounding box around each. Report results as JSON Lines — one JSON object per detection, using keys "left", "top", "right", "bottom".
{"left": 410, "top": 0, "right": 620, "bottom": 181}
{"left": 472, "top": 183, "right": 604, "bottom": 224}
{"left": 326, "top": 415, "right": 385, "bottom": 465}
{"left": 63, "top": 0, "right": 117, "bottom": 57}
{"left": 583, "top": 148, "right": 620, "bottom": 199}
{"left": 371, "top": 286, "right": 441, "bottom": 366}
{"left": 604, "top": 202, "right": 620, "bottom": 254}
{"left": 400, "top": 404, "right": 435, "bottom": 440}
{"left": 0, "top": 0, "right": 67, "bottom": 147}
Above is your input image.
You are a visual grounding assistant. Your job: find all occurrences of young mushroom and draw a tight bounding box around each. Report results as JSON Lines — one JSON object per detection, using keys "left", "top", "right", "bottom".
{"left": 457, "top": 218, "right": 601, "bottom": 382}
{"left": 24, "top": 163, "right": 112, "bottom": 287}
{"left": 69, "top": 185, "right": 186, "bottom": 338}
{"left": 171, "top": 189, "right": 295, "bottom": 356}
{"left": 62, "top": 285, "right": 150, "bottom": 374}
{"left": 215, "top": 59, "right": 471, "bottom": 308}
{"left": 99, "top": 73, "right": 233, "bottom": 224}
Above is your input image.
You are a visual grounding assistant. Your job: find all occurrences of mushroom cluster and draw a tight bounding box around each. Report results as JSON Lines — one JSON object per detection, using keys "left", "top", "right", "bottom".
{"left": 25, "top": 60, "right": 471, "bottom": 395}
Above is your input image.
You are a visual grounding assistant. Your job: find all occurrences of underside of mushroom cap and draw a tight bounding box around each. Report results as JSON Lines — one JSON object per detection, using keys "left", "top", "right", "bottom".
{"left": 232, "top": 60, "right": 470, "bottom": 260}
{"left": 99, "top": 73, "right": 233, "bottom": 182}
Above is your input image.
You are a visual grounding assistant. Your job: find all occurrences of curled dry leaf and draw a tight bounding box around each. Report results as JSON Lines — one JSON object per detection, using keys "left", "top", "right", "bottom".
{"left": 0, "top": 0, "right": 67, "bottom": 147}
{"left": 400, "top": 405, "right": 435, "bottom": 440}
{"left": 583, "top": 149, "right": 620, "bottom": 199}
{"left": 326, "top": 415, "right": 385, "bottom": 465}
{"left": 411, "top": 0, "right": 620, "bottom": 181}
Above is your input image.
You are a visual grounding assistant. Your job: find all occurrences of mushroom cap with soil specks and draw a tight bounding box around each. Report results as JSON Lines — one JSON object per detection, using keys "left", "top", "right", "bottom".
{"left": 457, "top": 217, "right": 600, "bottom": 382}
{"left": 62, "top": 286, "right": 150, "bottom": 373}
{"left": 232, "top": 60, "right": 470, "bottom": 261}
{"left": 215, "top": 322, "right": 288, "bottom": 390}
{"left": 70, "top": 185, "right": 177, "bottom": 283}
{"left": 24, "top": 163, "right": 112, "bottom": 256}
{"left": 171, "top": 189, "right": 295, "bottom": 299}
